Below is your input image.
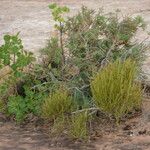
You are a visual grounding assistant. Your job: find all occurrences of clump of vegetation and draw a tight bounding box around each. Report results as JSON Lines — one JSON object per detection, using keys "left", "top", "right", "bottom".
{"left": 65, "top": 7, "right": 146, "bottom": 73}
{"left": 69, "top": 112, "right": 88, "bottom": 139}
{"left": 42, "top": 88, "right": 72, "bottom": 119}
{"left": 7, "top": 87, "right": 46, "bottom": 123}
{"left": 0, "top": 3, "right": 148, "bottom": 140}
{"left": 0, "top": 33, "right": 35, "bottom": 114}
{"left": 0, "top": 33, "right": 34, "bottom": 92}
{"left": 41, "top": 5, "right": 146, "bottom": 108}
{"left": 0, "top": 33, "right": 34, "bottom": 76}
{"left": 91, "top": 59, "right": 142, "bottom": 123}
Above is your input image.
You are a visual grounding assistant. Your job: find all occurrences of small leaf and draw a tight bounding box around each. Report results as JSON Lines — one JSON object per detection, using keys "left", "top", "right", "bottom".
{"left": 62, "top": 6, "right": 70, "bottom": 12}
{"left": 4, "top": 35, "right": 10, "bottom": 42}
{"left": 49, "top": 3, "right": 57, "bottom": 9}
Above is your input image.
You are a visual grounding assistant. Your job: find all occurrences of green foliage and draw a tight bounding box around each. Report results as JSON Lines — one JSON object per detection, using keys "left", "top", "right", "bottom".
{"left": 42, "top": 88, "right": 72, "bottom": 119}
{"left": 41, "top": 37, "right": 62, "bottom": 67}
{"left": 0, "top": 33, "right": 35, "bottom": 104}
{"left": 64, "top": 7, "right": 145, "bottom": 107}
{"left": 39, "top": 5, "right": 146, "bottom": 110}
{"left": 69, "top": 112, "right": 88, "bottom": 139}
{"left": 65, "top": 7, "right": 145, "bottom": 67}
{"left": 8, "top": 95, "right": 27, "bottom": 122}
{"left": 7, "top": 87, "right": 46, "bottom": 123}
{"left": 0, "top": 33, "right": 34, "bottom": 77}
{"left": 49, "top": 3, "right": 70, "bottom": 26}
{"left": 48, "top": 3, "right": 70, "bottom": 65}
{"left": 0, "top": 4, "right": 146, "bottom": 139}
{"left": 91, "top": 59, "right": 142, "bottom": 123}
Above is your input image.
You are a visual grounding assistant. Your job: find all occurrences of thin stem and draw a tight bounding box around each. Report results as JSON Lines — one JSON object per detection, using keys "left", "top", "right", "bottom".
{"left": 13, "top": 54, "right": 16, "bottom": 64}
{"left": 59, "top": 22, "right": 65, "bottom": 65}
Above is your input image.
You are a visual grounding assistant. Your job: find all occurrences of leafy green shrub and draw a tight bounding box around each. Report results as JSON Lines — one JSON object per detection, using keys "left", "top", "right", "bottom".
{"left": 0, "top": 33, "right": 35, "bottom": 101}
{"left": 8, "top": 95, "right": 27, "bottom": 122}
{"left": 7, "top": 87, "right": 46, "bottom": 123}
{"left": 0, "top": 33, "right": 34, "bottom": 77}
{"left": 42, "top": 88, "right": 72, "bottom": 119}
{"left": 65, "top": 8, "right": 145, "bottom": 103}
{"left": 69, "top": 112, "right": 88, "bottom": 139}
{"left": 91, "top": 59, "right": 142, "bottom": 123}
{"left": 65, "top": 7, "right": 145, "bottom": 68}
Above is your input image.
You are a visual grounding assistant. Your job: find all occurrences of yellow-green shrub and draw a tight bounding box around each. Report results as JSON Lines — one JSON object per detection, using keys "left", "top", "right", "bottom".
{"left": 42, "top": 88, "right": 72, "bottom": 119}
{"left": 69, "top": 112, "right": 88, "bottom": 139}
{"left": 91, "top": 59, "right": 142, "bottom": 122}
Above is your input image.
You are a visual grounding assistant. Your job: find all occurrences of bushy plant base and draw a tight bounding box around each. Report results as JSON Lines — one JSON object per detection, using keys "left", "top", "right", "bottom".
{"left": 91, "top": 59, "right": 142, "bottom": 123}
{"left": 42, "top": 88, "right": 72, "bottom": 119}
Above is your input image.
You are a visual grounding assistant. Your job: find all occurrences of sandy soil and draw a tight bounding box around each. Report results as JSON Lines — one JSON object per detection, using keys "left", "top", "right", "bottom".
{"left": 0, "top": 0, "right": 150, "bottom": 78}
{"left": 0, "top": 0, "right": 150, "bottom": 53}
{"left": 0, "top": 0, "right": 150, "bottom": 150}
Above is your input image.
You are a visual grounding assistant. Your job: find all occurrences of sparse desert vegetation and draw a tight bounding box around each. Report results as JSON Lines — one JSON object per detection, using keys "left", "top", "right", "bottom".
{"left": 0, "top": 1, "right": 150, "bottom": 150}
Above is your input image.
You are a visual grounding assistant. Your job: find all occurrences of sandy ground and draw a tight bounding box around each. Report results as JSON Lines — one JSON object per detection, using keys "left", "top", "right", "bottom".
{"left": 0, "top": 0, "right": 150, "bottom": 53}
{"left": 0, "top": 0, "right": 150, "bottom": 150}
{"left": 0, "top": 0, "right": 150, "bottom": 78}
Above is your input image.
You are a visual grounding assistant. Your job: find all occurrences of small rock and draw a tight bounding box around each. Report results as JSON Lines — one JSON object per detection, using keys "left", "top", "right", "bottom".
{"left": 138, "top": 129, "right": 146, "bottom": 135}
{"left": 127, "top": 131, "right": 134, "bottom": 136}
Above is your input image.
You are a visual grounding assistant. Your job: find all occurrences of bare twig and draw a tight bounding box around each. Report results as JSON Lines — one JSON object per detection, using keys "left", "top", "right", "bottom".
{"left": 60, "top": 22, "right": 65, "bottom": 65}
{"left": 72, "top": 107, "right": 99, "bottom": 114}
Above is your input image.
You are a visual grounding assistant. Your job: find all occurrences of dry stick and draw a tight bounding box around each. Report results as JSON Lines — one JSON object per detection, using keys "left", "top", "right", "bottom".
{"left": 71, "top": 107, "right": 112, "bottom": 120}
{"left": 72, "top": 107, "right": 99, "bottom": 114}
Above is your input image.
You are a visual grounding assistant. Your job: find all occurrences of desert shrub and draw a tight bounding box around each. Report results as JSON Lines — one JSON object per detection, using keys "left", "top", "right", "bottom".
{"left": 91, "top": 59, "right": 142, "bottom": 123}
{"left": 42, "top": 88, "right": 72, "bottom": 119}
{"left": 39, "top": 5, "right": 146, "bottom": 108}
{"left": 65, "top": 7, "right": 145, "bottom": 65}
{"left": 0, "top": 4, "right": 145, "bottom": 126}
{"left": 65, "top": 8, "right": 145, "bottom": 96}
{"left": 69, "top": 112, "right": 88, "bottom": 139}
